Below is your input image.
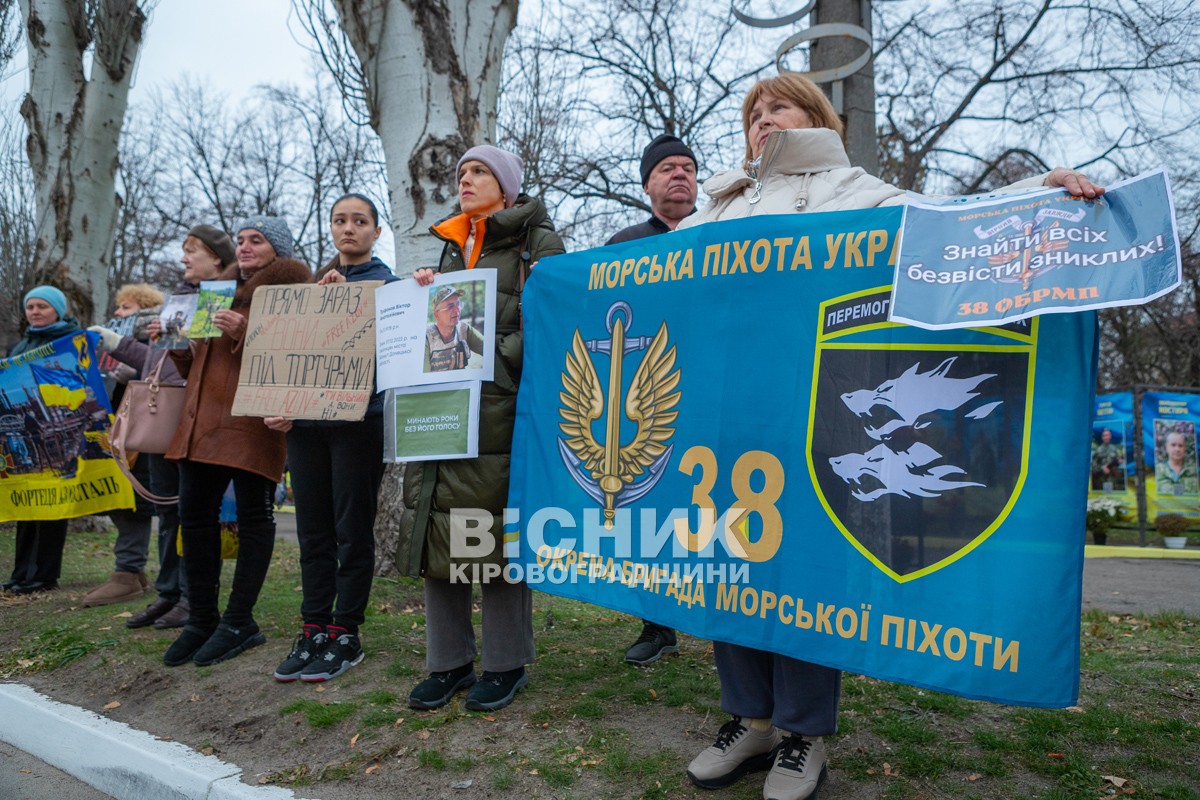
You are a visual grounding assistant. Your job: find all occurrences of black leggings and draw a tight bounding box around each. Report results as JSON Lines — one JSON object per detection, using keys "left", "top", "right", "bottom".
{"left": 177, "top": 460, "right": 276, "bottom": 629}
{"left": 287, "top": 416, "right": 385, "bottom": 633}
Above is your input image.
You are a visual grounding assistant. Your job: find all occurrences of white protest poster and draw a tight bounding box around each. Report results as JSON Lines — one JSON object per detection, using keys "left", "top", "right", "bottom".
{"left": 383, "top": 381, "right": 481, "bottom": 461}
{"left": 231, "top": 281, "right": 383, "bottom": 420}
{"left": 375, "top": 270, "right": 496, "bottom": 389}
{"left": 890, "top": 169, "right": 1182, "bottom": 330}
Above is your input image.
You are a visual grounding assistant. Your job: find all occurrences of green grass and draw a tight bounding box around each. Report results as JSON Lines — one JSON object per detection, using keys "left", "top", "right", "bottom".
{"left": 1, "top": 528, "right": 1198, "bottom": 798}
{"left": 280, "top": 699, "right": 358, "bottom": 729}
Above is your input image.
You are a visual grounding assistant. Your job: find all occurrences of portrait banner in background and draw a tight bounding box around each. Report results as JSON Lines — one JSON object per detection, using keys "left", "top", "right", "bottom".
{"left": 375, "top": 271, "right": 496, "bottom": 389}
{"left": 231, "top": 281, "right": 383, "bottom": 421}
{"left": 1089, "top": 393, "right": 1135, "bottom": 509}
{"left": 0, "top": 331, "right": 134, "bottom": 521}
{"left": 891, "top": 169, "right": 1181, "bottom": 330}
{"left": 509, "top": 207, "right": 1096, "bottom": 708}
{"left": 1141, "top": 391, "right": 1200, "bottom": 519}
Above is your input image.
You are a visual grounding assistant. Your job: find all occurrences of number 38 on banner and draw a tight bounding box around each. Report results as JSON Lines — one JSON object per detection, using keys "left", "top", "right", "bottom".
{"left": 674, "top": 446, "right": 785, "bottom": 562}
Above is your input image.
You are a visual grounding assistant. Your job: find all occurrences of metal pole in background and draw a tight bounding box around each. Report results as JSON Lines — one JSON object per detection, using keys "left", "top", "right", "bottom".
{"left": 733, "top": 1, "right": 878, "bottom": 174}
{"left": 810, "top": 0, "right": 877, "bottom": 173}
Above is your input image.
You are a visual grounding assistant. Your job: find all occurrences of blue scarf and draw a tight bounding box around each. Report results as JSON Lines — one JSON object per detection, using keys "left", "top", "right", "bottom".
{"left": 25, "top": 319, "right": 74, "bottom": 336}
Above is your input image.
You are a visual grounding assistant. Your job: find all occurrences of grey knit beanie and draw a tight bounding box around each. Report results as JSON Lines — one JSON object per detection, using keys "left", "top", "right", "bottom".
{"left": 236, "top": 215, "right": 294, "bottom": 259}
{"left": 456, "top": 145, "right": 524, "bottom": 209}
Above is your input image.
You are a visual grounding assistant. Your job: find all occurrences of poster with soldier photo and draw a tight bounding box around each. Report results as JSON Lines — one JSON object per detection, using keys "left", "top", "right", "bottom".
{"left": 152, "top": 293, "right": 199, "bottom": 350}
{"left": 1142, "top": 391, "right": 1200, "bottom": 518}
{"left": 375, "top": 270, "right": 497, "bottom": 389}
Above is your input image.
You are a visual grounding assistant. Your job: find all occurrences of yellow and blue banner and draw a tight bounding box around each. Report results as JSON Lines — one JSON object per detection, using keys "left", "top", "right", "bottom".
{"left": 509, "top": 207, "right": 1096, "bottom": 707}
{"left": 1089, "top": 392, "right": 1135, "bottom": 509}
{"left": 0, "top": 331, "right": 134, "bottom": 521}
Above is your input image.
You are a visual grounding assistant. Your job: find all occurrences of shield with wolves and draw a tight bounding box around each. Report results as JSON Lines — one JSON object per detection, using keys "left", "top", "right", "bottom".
{"left": 808, "top": 289, "right": 1033, "bottom": 581}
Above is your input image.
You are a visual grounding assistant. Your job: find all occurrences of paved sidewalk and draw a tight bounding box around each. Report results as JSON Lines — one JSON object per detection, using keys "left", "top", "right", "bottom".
{"left": 1082, "top": 550, "right": 1200, "bottom": 616}
{"left": 0, "top": 740, "right": 113, "bottom": 800}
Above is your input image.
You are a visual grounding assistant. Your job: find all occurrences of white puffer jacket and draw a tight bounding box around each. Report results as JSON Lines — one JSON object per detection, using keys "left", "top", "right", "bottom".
{"left": 680, "top": 128, "right": 1045, "bottom": 227}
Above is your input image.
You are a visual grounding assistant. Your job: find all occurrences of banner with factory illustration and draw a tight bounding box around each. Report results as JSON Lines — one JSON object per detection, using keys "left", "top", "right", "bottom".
{"left": 1141, "top": 390, "right": 1200, "bottom": 520}
{"left": 0, "top": 331, "right": 133, "bottom": 521}
{"left": 508, "top": 206, "right": 1095, "bottom": 708}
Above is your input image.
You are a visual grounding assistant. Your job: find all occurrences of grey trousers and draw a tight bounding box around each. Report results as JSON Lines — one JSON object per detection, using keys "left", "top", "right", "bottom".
{"left": 713, "top": 641, "right": 841, "bottom": 736}
{"left": 110, "top": 456, "right": 153, "bottom": 573}
{"left": 424, "top": 575, "right": 535, "bottom": 673}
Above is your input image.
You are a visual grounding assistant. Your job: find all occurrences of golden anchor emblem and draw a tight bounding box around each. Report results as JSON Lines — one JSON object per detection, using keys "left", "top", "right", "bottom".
{"left": 558, "top": 301, "right": 681, "bottom": 528}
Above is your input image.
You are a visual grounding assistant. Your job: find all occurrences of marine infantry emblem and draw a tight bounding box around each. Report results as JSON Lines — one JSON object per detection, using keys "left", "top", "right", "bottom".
{"left": 557, "top": 301, "right": 681, "bottom": 528}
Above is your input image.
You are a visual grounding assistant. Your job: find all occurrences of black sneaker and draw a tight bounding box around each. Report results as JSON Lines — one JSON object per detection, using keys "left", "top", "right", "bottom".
{"left": 465, "top": 667, "right": 529, "bottom": 711}
{"left": 164, "top": 624, "right": 215, "bottom": 667}
{"left": 300, "top": 626, "right": 362, "bottom": 682}
{"left": 192, "top": 621, "right": 266, "bottom": 667}
{"left": 274, "top": 625, "right": 328, "bottom": 682}
{"left": 408, "top": 662, "right": 476, "bottom": 710}
{"left": 624, "top": 622, "right": 679, "bottom": 665}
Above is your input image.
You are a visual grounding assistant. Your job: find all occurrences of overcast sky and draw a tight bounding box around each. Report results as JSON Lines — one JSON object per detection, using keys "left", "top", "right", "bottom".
{"left": 2, "top": 0, "right": 314, "bottom": 106}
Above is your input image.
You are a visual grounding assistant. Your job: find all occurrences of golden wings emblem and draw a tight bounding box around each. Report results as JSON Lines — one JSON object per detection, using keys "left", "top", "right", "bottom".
{"left": 558, "top": 301, "right": 681, "bottom": 528}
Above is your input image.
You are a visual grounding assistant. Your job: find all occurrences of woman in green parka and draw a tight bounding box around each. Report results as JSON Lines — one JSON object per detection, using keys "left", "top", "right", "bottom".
{"left": 402, "top": 145, "right": 565, "bottom": 713}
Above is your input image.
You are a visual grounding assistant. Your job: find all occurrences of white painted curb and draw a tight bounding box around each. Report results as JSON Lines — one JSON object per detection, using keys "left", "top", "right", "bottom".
{"left": 0, "top": 683, "right": 314, "bottom": 800}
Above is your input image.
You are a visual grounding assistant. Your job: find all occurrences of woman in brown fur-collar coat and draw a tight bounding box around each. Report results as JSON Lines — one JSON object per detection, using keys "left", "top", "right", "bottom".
{"left": 156, "top": 215, "right": 311, "bottom": 668}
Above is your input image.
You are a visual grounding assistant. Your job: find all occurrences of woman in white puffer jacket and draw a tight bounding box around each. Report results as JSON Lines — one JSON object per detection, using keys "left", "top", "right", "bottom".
{"left": 681, "top": 73, "right": 1103, "bottom": 800}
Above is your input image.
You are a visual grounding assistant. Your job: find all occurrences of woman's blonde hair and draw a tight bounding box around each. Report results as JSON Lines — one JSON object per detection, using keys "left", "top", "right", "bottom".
{"left": 741, "top": 74, "right": 844, "bottom": 162}
{"left": 115, "top": 283, "right": 164, "bottom": 310}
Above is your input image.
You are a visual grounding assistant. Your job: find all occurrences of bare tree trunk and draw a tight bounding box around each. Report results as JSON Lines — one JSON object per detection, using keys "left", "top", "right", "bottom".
{"left": 305, "top": 0, "right": 518, "bottom": 571}
{"left": 329, "top": 0, "right": 519, "bottom": 274}
{"left": 18, "top": 0, "right": 147, "bottom": 325}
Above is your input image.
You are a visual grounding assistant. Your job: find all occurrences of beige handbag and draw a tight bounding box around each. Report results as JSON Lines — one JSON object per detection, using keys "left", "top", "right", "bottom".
{"left": 109, "top": 354, "right": 185, "bottom": 503}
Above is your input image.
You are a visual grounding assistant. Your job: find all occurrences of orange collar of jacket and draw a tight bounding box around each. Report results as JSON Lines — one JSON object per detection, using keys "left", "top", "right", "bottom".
{"left": 431, "top": 213, "right": 488, "bottom": 269}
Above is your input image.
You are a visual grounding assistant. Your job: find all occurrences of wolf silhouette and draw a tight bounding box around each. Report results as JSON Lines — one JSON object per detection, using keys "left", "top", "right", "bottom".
{"left": 830, "top": 357, "right": 1000, "bottom": 502}
{"left": 829, "top": 441, "right": 983, "bottom": 501}
{"left": 839, "top": 356, "right": 998, "bottom": 441}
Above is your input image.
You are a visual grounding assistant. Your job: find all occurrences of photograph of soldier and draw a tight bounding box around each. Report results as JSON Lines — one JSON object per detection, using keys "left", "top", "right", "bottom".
{"left": 188, "top": 280, "right": 237, "bottom": 338}
{"left": 1153, "top": 419, "right": 1200, "bottom": 496}
{"left": 153, "top": 294, "right": 199, "bottom": 350}
{"left": 423, "top": 283, "right": 485, "bottom": 373}
{"left": 1090, "top": 425, "right": 1126, "bottom": 492}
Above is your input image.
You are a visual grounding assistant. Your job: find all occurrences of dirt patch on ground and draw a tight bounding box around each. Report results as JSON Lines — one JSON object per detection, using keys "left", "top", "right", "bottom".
{"left": 4, "top": 537, "right": 1195, "bottom": 799}
{"left": 5, "top": 579, "right": 729, "bottom": 800}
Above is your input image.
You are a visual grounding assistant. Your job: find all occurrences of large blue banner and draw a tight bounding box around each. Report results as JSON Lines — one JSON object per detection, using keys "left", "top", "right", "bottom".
{"left": 508, "top": 207, "right": 1096, "bottom": 708}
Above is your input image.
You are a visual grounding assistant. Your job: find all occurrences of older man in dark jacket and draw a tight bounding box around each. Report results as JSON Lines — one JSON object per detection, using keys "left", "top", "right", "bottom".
{"left": 606, "top": 134, "right": 698, "bottom": 665}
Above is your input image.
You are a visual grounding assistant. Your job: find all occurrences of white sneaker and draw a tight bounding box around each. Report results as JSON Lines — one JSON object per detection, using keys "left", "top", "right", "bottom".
{"left": 763, "top": 735, "right": 828, "bottom": 800}
{"left": 687, "top": 716, "right": 781, "bottom": 789}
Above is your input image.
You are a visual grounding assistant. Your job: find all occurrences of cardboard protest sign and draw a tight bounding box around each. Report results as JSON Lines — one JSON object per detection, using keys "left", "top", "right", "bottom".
{"left": 231, "top": 281, "right": 383, "bottom": 421}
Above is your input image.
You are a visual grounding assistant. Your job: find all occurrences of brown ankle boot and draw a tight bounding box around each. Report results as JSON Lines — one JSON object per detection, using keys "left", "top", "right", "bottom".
{"left": 82, "top": 571, "right": 146, "bottom": 607}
